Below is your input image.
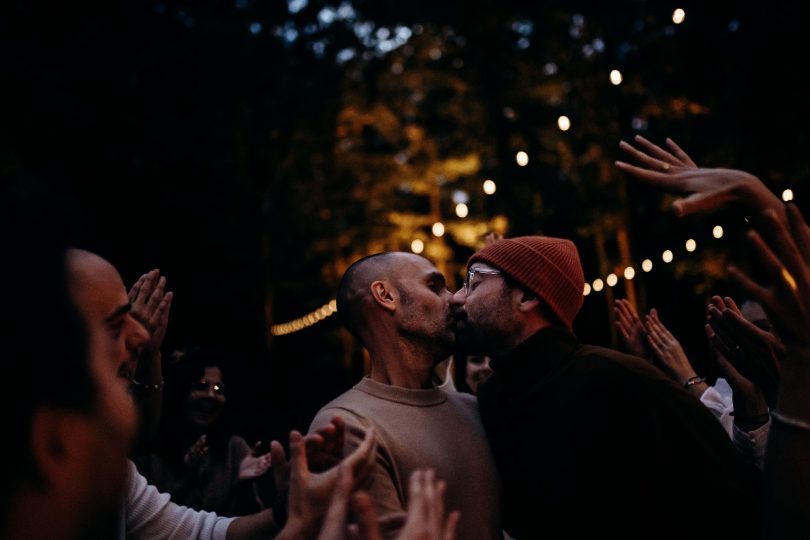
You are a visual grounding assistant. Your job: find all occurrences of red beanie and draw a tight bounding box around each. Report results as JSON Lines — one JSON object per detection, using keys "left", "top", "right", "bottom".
{"left": 468, "top": 236, "right": 585, "bottom": 329}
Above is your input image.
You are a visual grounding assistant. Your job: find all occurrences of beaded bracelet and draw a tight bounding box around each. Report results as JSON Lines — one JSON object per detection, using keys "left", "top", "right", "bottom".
{"left": 770, "top": 409, "right": 810, "bottom": 432}
{"left": 683, "top": 376, "right": 706, "bottom": 389}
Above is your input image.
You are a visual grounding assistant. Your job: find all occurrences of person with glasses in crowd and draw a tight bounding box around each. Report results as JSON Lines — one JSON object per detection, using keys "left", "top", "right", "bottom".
{"left": 451, "top": 236, "right": 762, "bottom": 539}
{"left": 136, "top": 346, "right": 273, "bottom": 516}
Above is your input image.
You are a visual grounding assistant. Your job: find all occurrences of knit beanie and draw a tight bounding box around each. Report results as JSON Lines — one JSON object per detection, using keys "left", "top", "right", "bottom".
{"left": 468, "top": 236, "right": 585, "bottom": 329}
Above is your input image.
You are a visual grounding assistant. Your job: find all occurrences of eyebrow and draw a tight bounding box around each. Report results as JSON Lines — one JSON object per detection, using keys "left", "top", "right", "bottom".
{"left": 105, "top": 303, "right": 132, "bottom": 324}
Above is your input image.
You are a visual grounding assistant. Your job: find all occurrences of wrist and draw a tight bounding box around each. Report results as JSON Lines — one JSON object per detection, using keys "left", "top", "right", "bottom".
{"left": 682, "top": 375, "right": 705, "bottom": 388}
{"left": 131, "top": 378, "right": 164, "bottom": 392}
{"left": 733, "top": 411, "right": 770, "bottom": 431}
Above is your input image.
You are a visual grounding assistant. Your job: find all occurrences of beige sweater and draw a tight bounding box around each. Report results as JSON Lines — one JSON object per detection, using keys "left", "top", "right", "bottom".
{"left": 310, "top": 377, "right": 501, "bottom": 540}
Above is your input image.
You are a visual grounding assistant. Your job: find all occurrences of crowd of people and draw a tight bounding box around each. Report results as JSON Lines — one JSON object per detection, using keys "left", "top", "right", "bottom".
{"left": 4, "top": 134, "right": 809, "bottom": 539}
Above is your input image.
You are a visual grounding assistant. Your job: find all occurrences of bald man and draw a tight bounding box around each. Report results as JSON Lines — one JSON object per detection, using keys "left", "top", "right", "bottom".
{"left": 309, "top": 252, "right": 501, "bottom": 540}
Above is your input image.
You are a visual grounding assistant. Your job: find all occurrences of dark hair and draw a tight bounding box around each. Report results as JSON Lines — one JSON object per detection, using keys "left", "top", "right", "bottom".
{"left": 336, "top": 252, "right": 394, "bottom": 339}
{"left": 155, "top": 346, "right": 233, "bottom": 464}
{"left": 1, "top": 185, "right": 93, "bottom": 526}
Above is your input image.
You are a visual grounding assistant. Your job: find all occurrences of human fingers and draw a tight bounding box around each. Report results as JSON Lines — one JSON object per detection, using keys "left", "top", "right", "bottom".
{"left": 664, "top": 137, "right": 698, "bottom": 168}
{"left": 633, "top": 135, "right": 684, "bottom": 167}
{"left": 128, "top": 273, "right": 146, "bottom": 303}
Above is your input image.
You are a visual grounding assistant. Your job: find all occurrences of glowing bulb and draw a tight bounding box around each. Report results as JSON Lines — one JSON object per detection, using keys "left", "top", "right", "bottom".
{"left": 662, "top": 250, "right": 673, "bottom": 263}
{"left": 583, "top": 283, "right": 592, "bottom": 296}
{"left": 672, "top": 9, "right": 685, "bottom": 24}
{"left": 685, "top": 239, "right": 696, "bottom": 252}
{"left": 432, "top": 222, "right": 445, "bottom": 237}
{"left": 642, "top": 259, "right": 653, "bottom": 272}
{"left": 592, "top": 278, "right": 604, "bottom": 292}
{"left": 713, "top": 225, "right": 723, "bottom": 239}
{"left": 606, "top": 273, "right": 618, "bottom": 287}
{"left": 516, "top": 151, "right": 529, "bottom": 166}
{"left": 483, "top": 179, "right": 497, "bottom": 194}
{"left": 411, "top": 239, "right": 424, "bottom": 253}
{"left": 609, "top": 69, "right": 623, "bottom": 85}
{"left": 455, "top": 203, "right": 469, "bottom": 218}
{"left": 783, "top": 189, "right": 794, "bottom": 202}
{"left": 558, "top": 115, "right": 571, "bottom": 131}
{"left": 624, "top": 266, "right": 635, "bottom": 280}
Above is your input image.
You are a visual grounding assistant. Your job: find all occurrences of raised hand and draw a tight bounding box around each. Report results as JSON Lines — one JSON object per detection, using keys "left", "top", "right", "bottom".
{"left": 395, "top": 469, "right": 459, "bottom": 540}
{"left": 308, "top": 468, "right": 458, "bottom": 540}
{"left": 614, "top": 299, "right": 650, "bottom": 359}
{"left": 238, "top": 441, "right": 273, "bottom": 481}
{"left": 706, "top": 295, "right": 783, "bottom": 408}
{"left": 615, "top": 136, "right": 784, "bottom": 219}
{"left": 728, "top": 204, "right": 810, "bottom": 350}
{"left": 270, "top": 422, "right": 377, "bottom": 538}
{"left": 305, "top": 416, "right": 347, "bottom": 472}
{"left": 644, "top": 309, "right": 701, "bottom": 387}
{"left": 129, "top": 269, "right": 173, "bottom": 356}
{"left": 184, "top": 434, "right": 209, "bottom": 471}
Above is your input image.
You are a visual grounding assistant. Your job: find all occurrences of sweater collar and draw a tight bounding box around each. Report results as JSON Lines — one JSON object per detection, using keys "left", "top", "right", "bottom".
{"left": 355, "top": 377, "right": 448, "bottom": 406}
{"left": 489, "top": 326, "right": 578, "bottom": 382}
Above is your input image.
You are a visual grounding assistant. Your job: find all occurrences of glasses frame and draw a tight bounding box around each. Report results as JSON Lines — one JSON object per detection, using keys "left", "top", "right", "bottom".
{"left": 190, "top": 379, "right": 226, "bottom": 396}
{"left": 463, "top": 267, "right": 503, "bottom": 295}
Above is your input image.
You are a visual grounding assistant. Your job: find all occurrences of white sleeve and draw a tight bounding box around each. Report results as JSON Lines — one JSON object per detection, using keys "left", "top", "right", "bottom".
{"left": 699, "top": 385, "right": 734, "bottom": 437}
{"left": 124, "top": 460, "right": 235, "bottom": 540}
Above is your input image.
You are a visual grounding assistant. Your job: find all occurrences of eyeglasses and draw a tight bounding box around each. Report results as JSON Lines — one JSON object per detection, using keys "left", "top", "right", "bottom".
{"left": 463, "top": 267, "right": 503, "bottom": 294}
{"left": 190, "top": 379, "right": 226, "bottom": 396}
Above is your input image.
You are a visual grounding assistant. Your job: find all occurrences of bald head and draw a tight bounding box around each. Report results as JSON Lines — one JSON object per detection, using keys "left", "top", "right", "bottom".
{"left": 66, "top": 248, "right": 149, "bottom": 381}
{"left": 337, "top": 252, "right": 398, "bottom": 339}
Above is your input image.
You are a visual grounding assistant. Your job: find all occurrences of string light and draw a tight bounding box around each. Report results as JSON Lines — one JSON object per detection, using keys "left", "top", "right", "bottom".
{"left": 483, "top": 179, "right": 497, "bottom": 194}
{"left": 672, "top": 8, "right": 685, "bottom": 24}
{"left": 271, "top": 299, "right": 338, "bottom": 336}
{"left": 557, "top": 115, "right": 571, "bottom": 131}
{"left": 609, "top": 69, "right": 623, "bottom": 85}
{"left": 278, "top": 227, "right": 729, "bottom": 325}
{"left": 432, "top": 222, "right": 445, "bottom": 237}
{"left": 624, "top": 266, "right": 635, "bottom": 280}
{"left": 516, "top": 151, "right": 529, "bottom": 166}
{"left": 455, "top": 203, "right": 469, "bottom": 218}
{"left": 783, "top": 189, "right": 794, "bottom": 202}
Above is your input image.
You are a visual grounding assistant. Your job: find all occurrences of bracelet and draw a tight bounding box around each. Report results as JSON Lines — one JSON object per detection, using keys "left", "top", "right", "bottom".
{"left": 683, "top": 376, "right": 706, "bottom": 389}
{"left": 770, "top": 409, "right": 810, "bottom": 432}
{"left": 132, "top": 379, "right": 164, "bottom": 392}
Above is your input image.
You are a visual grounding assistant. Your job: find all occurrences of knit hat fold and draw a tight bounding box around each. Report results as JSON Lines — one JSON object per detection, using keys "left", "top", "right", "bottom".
{"left": 468, "top": 236, "right": 584, "bottom": 328}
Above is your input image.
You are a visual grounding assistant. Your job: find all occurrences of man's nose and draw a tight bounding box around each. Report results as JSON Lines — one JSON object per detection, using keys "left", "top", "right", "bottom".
{"left": 450, "top": 288, "right": 466, "bottom": 307}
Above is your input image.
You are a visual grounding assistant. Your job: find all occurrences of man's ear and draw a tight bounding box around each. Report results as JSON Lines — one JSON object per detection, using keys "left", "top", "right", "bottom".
{"left": 370, "top": 280, "right": 398, "bottom": 313}
{"left": 515, "top": 289, "right": 540, "bottom": 313}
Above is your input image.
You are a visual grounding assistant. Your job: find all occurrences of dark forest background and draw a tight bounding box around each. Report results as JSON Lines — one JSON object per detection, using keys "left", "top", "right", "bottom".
{"left": 2, "top": 0, "right": 808, "bottom": 442}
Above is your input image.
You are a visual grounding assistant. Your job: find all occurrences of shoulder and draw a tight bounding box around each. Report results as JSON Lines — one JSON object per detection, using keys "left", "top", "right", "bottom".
{"left": 442, "top": 387, "right": 478, "bottom": 409}
{"left": 309, "top": 388, "right": 373, "bottom": 434}
{"left": 574, "top": 344, "right": 666, "bottom": 381}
